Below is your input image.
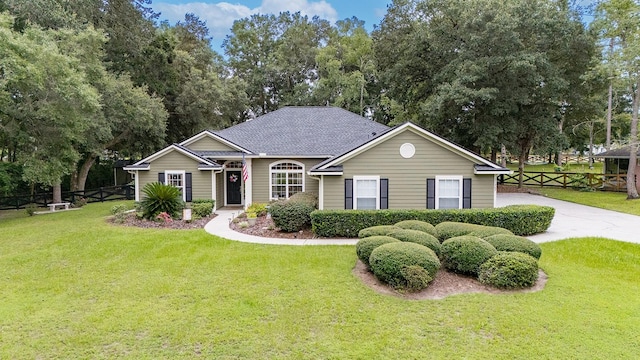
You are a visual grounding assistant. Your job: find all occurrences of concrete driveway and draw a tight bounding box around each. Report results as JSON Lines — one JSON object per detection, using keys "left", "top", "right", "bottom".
{"left": 497, "top": 193, "right": 640, "bottom": 244}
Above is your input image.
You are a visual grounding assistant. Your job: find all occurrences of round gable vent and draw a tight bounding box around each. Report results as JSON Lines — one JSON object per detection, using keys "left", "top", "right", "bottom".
{"left": 400, "top": 143, "right": 416, "bottom": 159}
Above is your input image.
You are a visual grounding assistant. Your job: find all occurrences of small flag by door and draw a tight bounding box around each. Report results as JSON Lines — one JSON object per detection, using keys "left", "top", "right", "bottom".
{"left": 242, "top": 153, "right": 249, "bottom": 182}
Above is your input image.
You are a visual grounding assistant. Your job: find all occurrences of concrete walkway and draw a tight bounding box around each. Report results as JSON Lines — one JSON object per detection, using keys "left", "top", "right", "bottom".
{"left": 205, "top": 194, "right": 640, "bottom": 245}
{"left": 204, "top": 209, "right": 358, "bottom": 246}
{"left": 497, "top": 193, "right": 640, "bottom": 244}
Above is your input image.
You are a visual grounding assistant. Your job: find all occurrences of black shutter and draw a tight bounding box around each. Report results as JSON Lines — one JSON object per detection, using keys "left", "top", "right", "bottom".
{"left": 380, "top": 178, "right": 388, "bottom": 209}
{"left": 463, "top": 178, "right": 472, "bottom": 209}
{"left": 426, "top": 178, "right": 435, "bottom": 209}
{"left": 185, "top": 173, "right": 193, "bottom": 202}
{"left": 345, "top": 179, "right": 353, "bottom": 209}
{"left": 158, "top": 172, "right": 165, "bottom": 183}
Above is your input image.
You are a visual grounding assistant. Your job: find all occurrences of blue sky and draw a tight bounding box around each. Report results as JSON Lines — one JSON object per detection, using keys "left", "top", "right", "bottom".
{"left": 149, "top": 0, "right": 392, "bottom": 54}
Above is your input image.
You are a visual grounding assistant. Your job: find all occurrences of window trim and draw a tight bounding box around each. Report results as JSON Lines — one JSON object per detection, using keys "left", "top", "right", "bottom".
{"left": 435, "top": 175, "right": 463, "bottom": 209}
{"left": 353, "top": 175, "right": 380, "bottom": 210}
{"left": 165, "top": 170, "right": 186, "bottom": 201}
{"left": 269, "top": 160, "right": 305, "bottom": 200}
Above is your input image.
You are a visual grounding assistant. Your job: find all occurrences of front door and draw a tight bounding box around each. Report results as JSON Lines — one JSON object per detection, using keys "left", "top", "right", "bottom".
{"left": 226, "top": 170, "right": 242, "bottom": 205}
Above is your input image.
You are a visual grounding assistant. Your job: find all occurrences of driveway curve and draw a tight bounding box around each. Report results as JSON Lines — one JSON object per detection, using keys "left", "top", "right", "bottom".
{"left": 497, "top": 193, "right": 640, "bottom": 244}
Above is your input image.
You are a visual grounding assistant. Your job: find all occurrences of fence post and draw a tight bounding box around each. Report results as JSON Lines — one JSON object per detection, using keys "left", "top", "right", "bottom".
{"left": 126, "top": 185, "right": 131, "bottom": 200}
{"left": 100, "top": 187, "right": 104, "bottom": 202}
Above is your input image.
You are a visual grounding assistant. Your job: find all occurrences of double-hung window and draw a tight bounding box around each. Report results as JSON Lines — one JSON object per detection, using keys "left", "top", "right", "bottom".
{"left": 270, "top": 161, "right": 304, "bottom": 199}
{"left": 165, "top": 170, "right": 186, "bottom": 200}
{"left": 354, "top": 176, "right": 379, "bottom": 210}
{"left": 436, "top": 176, "right": 462, "bottom": 209}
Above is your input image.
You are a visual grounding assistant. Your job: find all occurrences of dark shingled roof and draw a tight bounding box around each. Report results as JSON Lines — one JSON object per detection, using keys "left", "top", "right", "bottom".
{"left": 213, "top": 107, "right": 390, "bottom": 156}
{"left": 594, "top": 146, "right": 640, "bottom": 158}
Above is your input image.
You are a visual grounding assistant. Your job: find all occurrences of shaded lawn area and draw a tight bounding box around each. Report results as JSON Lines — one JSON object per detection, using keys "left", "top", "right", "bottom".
{"left": 539, "top": 187, "right": 640, "bottom": 216}
{"left": 1, "top": 203, "right": 639, "bottom": 358}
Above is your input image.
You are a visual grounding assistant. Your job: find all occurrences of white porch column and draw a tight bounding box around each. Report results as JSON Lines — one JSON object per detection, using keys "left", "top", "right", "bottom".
{"left": 244, "top": 158, "right": 253, "bottom": 209}
{"left": 134, "top": 171, "right": 140, "bottom": 201}
{"left": 212, "top": 171, "right": 217, "bottom": 211}
{"left": 318, "top": 175, "right": 324, "bottom": 210}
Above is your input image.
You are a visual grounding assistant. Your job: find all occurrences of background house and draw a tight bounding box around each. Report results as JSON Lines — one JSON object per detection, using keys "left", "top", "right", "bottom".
{"left": 125, "top": 107, "right": 511, "bottom": 210}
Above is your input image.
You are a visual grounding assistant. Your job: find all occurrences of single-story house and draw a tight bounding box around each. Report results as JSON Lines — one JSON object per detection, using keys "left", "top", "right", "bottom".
{"left": 124, "top": 107, "right": 511, "bottom": 210}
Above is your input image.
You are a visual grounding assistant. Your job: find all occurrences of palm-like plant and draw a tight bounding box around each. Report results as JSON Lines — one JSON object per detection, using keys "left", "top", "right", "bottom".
{"left": 140, "top": 182, "right": 184, "bottom": 220}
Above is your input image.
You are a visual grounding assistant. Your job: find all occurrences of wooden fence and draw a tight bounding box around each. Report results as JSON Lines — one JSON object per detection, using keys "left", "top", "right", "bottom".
{"left": 0, "top": 185, "right": 134, "bottom": 210}
{"left": 499, "top": 172, "right": 630, "bottom": 192}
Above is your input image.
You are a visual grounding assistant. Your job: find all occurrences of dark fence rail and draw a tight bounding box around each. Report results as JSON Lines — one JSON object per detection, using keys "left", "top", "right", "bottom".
{"left": 0, "top": 185, "right": 134, "bottom": 210}
{"left": 499, "top": 172, "right": 630, "bottom": 192}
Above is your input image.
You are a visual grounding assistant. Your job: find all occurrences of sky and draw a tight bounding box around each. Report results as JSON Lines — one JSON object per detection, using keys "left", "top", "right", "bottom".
{"left": 149, "top": 0, "right": 392, "bottom": 54}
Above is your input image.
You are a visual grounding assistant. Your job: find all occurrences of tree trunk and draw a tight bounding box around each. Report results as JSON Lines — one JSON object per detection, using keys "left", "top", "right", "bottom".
{"left": 52, "top": 183, "right": 62, "bottom": 203}
{"left": 626, "top": 78, "right": 640, "bottom": 199}
{"left": 500, "top": 144, "right": 507, "bottom": 167}
{"left": 490, "top": 148, "right": 497, "bottom": 163}
{"left": 75, "top": 156, "right": 97, "bottom": 192}
{"left": 70, "top": 171, "right": 79, "bottom": 192}
{"left": 518, "top": 144, "right": 528, "bottom": 189}
{"left": 606, "top": 38, "right": 614, "bottom": 151}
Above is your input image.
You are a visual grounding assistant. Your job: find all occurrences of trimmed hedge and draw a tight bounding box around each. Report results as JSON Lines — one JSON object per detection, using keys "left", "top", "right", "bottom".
{"left": 369, "top": 242, "right": 441, "bottom": 290}
{"left": 394, "top": 220, "right": 437, "bottom": 236}
{"left": 310, "top": 205, "right": 554, "bottom": 238}
{"left": 467, "top": 227, "right": 514, "bottom": 239}
{"left": 479, "top": 252, "right": 539, "bottom": 289}
{"left": 269, "top": 201, "right": 316, "bottom": 232}
{"left": 192, "top": 202, "right": 213, "bottom": 218}
{"left": 358, "top": 225, "right": 400, "bottom": 238}
{"left": 387, "top": 228, "right": 442, "bottom": 257}
{"left": 484, "top": 234, "right": 542, "bottom": 260}
{"left": 355, "top": 236, "right": 400, "bottom": 268}
{"left": 441, "top": 236, "right": 498, "bottom": 276}
{"left": 434, "top": 222, "right": 485, "bottom": 242}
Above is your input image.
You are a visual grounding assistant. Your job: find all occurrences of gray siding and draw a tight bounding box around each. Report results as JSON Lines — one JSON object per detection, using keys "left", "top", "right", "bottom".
{"left": 250, "top": 158, "right": 324, "bottom": 203}
{"left": 138, "top": 150, "right": 214, "bottom": 201}
{"left": 322, "top": 129, "right": 496, "bottom": 209}
{"left": 215, "top": 172, "right": 224, "bottom": 209}
{"left": 187, "top": 136, "right": 237, "bottom": 151}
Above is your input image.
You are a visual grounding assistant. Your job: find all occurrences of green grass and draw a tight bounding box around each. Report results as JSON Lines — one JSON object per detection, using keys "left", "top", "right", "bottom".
{"left": 507, "top": 162, "right": 603, "bottom": 173}
{"left": 1, "top": 202, "right": 639, "bottom": 358}
{"left": 539, "top": 187, "right": 640, "bottom": 216}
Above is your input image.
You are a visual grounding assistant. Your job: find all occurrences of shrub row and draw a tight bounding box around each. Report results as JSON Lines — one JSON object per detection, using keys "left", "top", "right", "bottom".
{"left": 311, "top": 205, "right": 554, "bottom": 237}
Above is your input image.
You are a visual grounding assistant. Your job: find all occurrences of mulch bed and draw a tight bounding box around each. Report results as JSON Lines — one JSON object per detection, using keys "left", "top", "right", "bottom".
{"left": 229, "top": 214, "right": 319, "bottom": 239}
{"left": 110, "top": 212, "right": 217, "bottom": 230}
{"left": 353, "top": 260, "right": 548, "bottom": 300}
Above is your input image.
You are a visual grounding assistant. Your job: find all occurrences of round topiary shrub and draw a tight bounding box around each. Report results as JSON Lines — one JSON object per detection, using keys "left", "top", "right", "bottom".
{"left": 355, "top": 236, "right": 400, "bottom": 268}
{"left": 394, "top": 220, "right": 437, "bottom": 236}
{"left": 467, "top": 226, "right": 514, "bottom": 238}
{"left": 434, "top": 222, "right": 484, "bottom": 242}
{"left": 441, "top": 236, "right": 498, "bottom": 276}
{"left": 479, "top": 252, "right": 539, "bottom": 289}
{"left": 369, "top": 242, "right": 441, "bottom": 290}
{"left": 484, "top": 234, "right": 542, "bottom": 259}
{"left": 387, "top": 228, "right": 442, "bottom": 257}
{"left": 358, "top": 225, "right": 400, "bottom": 238}
{"left": 399, "top": 265, "right": 433, "bottom": 292}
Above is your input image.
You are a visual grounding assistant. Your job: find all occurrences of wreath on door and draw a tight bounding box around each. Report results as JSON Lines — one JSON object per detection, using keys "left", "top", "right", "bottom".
{"left": 229, "top": 174, "right": 238, "bottom": 183}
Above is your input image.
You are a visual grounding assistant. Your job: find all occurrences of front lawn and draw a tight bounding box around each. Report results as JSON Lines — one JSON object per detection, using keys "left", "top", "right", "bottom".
{"left": 1, "top": 203, "right": 638, "bottom": 358}
{"left": 540, "top": 187, "right": 640, "bottom": 216}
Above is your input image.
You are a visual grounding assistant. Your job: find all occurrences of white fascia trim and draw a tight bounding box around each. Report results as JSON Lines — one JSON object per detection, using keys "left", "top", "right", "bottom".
{"left": 132, "top": 145, "right": 216, "bottom": 167}
{"left": 318, "top": 123, "right": 502, "bottom": 170}
{"left": 123, "top": 165, "right": 150, "bottom": 171}
{"left": 307, "top": 171, "right": 343, "bottom": 176}
{"left": 474, "top": 169, "right": 513, "bottom": 175}
{"left": 353, "top": 175, "right": 380, "bottom": 210}
{"left": 179, "top": 130, "right": 252, "bottom": 153}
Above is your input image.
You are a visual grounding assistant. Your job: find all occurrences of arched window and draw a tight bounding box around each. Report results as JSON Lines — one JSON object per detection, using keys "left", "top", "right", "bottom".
{"left": 269, "top": 161, "right": 304, "bottom": 199}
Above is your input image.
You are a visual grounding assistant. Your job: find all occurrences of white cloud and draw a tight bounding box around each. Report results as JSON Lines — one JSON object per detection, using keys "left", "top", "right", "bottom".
{"left": 153, "top": 0, "right": 338, "bottom": 41}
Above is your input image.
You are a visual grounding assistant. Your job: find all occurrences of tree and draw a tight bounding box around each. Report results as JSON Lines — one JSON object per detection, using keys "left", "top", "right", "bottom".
{"left": 374, "top": 0, "right": 595, "bottom": 186}
{"left": 593, "top": 0, "right": 640, "bottom": 199}
{"left": 0, "top": 14, "right": 100, "bottom": 201}
{"left": 315, "top": 17, "right": 378, "bottom": 116}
